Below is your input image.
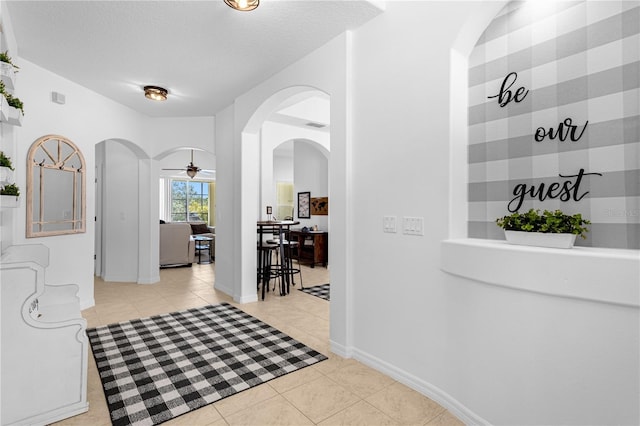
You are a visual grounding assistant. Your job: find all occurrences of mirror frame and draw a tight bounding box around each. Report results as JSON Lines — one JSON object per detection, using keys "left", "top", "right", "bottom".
{"left": 26, "top": 134, "right": 86, "bottom": 238}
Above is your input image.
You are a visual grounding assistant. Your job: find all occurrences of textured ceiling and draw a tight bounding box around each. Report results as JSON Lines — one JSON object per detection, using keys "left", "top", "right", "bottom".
{"left": 5, "top": 0, "right": 383, "bottom": 117}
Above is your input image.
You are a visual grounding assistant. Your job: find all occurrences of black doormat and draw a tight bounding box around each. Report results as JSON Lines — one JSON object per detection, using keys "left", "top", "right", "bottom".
{"left": 299, "top": 283, "right": 330, "bottom": 301}
{"left": 87, "top": 303, "right": 327, "bottom": 426}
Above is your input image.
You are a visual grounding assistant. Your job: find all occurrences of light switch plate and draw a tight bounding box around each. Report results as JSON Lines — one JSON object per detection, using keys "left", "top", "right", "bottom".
{"left": 403, "top": 216, "right": 424, "bottom": 236}
{"left": 383, "top": 216, "right": 397, "bottom": 233}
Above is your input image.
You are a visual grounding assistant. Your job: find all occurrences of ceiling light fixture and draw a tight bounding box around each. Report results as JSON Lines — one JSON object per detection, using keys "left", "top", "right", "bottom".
{"left": 144, "top": 85, "right": 168, "bottom": 101}
{"left": 224, "top": 0, "right": 259, "bottom": 12}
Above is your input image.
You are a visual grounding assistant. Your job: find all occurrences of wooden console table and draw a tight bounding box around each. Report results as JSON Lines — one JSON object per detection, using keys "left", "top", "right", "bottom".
{"left": 289, "top": 230, "right": 328, "bottom": 268}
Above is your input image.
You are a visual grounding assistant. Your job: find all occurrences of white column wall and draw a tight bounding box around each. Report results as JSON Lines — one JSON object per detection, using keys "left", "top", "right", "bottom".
{"left": 213, "top": 104, "right": 237, "bottom": 297}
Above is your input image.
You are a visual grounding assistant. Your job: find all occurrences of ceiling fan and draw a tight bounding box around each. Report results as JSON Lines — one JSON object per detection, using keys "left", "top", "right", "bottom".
{"left": 162, "top": 150, "right": 202, "bottom": 179}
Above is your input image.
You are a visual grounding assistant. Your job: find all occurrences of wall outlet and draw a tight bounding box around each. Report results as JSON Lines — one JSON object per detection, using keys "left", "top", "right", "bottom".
{"left": 403, "top": 216, "right": 424, "bottom": 236}
{"left": 383, "top": 216, "right": 397, "bottom": 233}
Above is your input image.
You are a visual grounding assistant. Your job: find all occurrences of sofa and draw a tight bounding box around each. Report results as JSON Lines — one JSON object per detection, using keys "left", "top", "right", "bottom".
{"left": 159, "top": 222, "right": 215, "bottom": 267}
{"left": 159, "top": 222, "right": 195, "bottom": 267}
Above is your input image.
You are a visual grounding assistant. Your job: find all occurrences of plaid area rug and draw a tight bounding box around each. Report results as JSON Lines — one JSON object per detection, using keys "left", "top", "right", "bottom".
{"left": 299, "top": 283, "right": 330, "bottom": 301}
{"left": 87, "top": 303, "right": 327, "bottom": 426}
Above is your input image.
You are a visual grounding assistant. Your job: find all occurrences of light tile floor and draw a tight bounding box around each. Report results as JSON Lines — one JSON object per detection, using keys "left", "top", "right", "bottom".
{"left": 55, "top": 262, "right": 463, "bottom": 426}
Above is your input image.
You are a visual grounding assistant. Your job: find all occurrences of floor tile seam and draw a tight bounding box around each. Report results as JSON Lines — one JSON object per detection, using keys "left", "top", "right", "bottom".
{"left": 361, "top": 381, "right": 414, "bottom": 423}
{"left": 361, "top": 382, "right": 447, "bottom": 426}
{"left": 219, "top": 392, "right": 309, "bottom": 425}
{"left": 277, "top": 378, "right": 365, "bottom": 425}
{"left": 421, "top": 406, "right": 448, "bottom": 425}
{"left": 211, "top": 382, "right": 279, "bottom": 420}
{"left": 306, "top": 392, "right": 365, "bottom": 425}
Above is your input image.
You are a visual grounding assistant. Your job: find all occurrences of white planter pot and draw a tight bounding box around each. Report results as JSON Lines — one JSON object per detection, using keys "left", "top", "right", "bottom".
{"left": 0, "top": 61, "right": 16, "bottom": 91}
{"left": 0, "top": 166, "right": 13, "bottom": 184}
{"left": 0, "top": 96, "right": 23, "bottom": 127}
{"left": 504, "top": 230, "right": 577, "bottom": 249}
{"left": 0, "top": 194, "right": 19, "bottom": 208}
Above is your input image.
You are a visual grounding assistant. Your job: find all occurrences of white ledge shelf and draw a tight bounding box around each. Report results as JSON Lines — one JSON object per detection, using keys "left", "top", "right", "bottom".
{"left": 0, "top": 62, "right": 16, "bottom": 91}
{"left": 0, "top": 96, "right": 23, "bottom": 127}
{"left": 0, "top": 194, "right": 19, "bottom": 208}
{"left": 441, "top": 238, "right": 640, "bottom": 308}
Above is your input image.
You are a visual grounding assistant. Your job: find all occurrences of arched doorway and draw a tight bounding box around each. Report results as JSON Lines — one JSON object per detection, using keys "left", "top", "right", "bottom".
{"left": 243, "top": 88, "right": 332, "bottom": 299}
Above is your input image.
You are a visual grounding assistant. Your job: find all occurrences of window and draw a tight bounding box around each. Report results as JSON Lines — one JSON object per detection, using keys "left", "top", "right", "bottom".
{"left": 276, "top": 182, "right": 294, "bottom": 219}
{"left": 170, "top": 179, "right": 211, "bottom": 223}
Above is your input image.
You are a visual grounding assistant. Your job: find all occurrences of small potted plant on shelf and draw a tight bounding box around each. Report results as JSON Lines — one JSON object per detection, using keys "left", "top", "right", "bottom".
{"left": 0, "top": 80, "right": 24, "bottom": 125}
{"left": 496, "top": 208, "right": 590, "bottom": 249}
{"left": 0, "top": 151, "right": 14, "bottom": 183}
{"left": 0, "top": 51, "right": 20, "bottom": 71}
{"left": 1, "top": 183, "right": 20, "bottom": 208}
{"left": 0, "top": 50, "right": 19, "bottom": 92}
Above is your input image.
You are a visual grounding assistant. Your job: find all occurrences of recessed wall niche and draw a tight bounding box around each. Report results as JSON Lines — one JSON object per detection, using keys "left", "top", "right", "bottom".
{"left": 467, "top": 0, "right": 639, "bottom": 249}
{"left": 27, "top": 135, "right": 86, "bottom": 237}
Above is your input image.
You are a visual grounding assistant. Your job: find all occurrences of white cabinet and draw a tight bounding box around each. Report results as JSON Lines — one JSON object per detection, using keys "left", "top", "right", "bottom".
{"left": 1, "top": 244, "right": 89, "bottom": 425}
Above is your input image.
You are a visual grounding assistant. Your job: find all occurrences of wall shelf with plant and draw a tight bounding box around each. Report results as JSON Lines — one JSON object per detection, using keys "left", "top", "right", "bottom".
{"left": 496, "top": 209, "right": 591, "bottom": 249}
{"left": 0, "top": 80, "right": 24, "bottom": 126}
{"left": 0, "top": 182, "right": 20, "bottom": 208}
{"left": 0, "top": 50, "right": 23, "bottom": 127}
{"left": 0, "top": 150, "right": 14, "bottom": 184}
{"left": 0, "top": 50, "right": 19, "bottom": 91}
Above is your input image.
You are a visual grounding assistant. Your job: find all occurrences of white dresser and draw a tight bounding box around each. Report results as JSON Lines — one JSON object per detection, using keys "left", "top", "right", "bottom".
{"left": 1, "top": 244, "right": 89, "bottom": 425}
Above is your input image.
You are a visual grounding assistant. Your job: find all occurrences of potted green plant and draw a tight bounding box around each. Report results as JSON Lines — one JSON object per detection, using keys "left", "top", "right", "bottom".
{"left": 0, "top": 80, "right": 24, "bottom": 125}
{"left": 0, "top": 51, "right": 19, "bottom": 71}
{"left": 496, "top": 208, "right": 591, "bottom": 249}
{"left": 1, "top": 183, "right": 19, "bottom": 197}
{"left": 0, "top": 151, "right": 14, "bottom": 183}
{"left": 5, "top": 93, "right": 24, "bottom": 115}
{"left": 0, "top": 151, "right": 14, "bottom": 170}
{"left": 0, "top": 50, "right": 18, "bottom": 93}
{"left": 0, "top": 183, "right": 20, "bottom": 208}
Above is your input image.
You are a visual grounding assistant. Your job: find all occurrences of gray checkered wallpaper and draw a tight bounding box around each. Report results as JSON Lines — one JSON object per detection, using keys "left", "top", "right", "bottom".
{"left": 468, "top": 1, "right": 639, "bottom": 249}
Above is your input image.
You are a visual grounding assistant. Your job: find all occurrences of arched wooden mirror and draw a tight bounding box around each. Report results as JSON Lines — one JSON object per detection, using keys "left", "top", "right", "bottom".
{"left": 27, "top": 135, "right": 86, "bottom": 237}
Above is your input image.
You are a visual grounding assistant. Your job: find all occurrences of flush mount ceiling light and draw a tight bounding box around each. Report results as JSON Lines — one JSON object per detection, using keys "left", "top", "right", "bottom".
{"left": 144, "top": 85, "right": 168, "bottom": 101}
{"left": 224, "top": 0, "right": 259, "bottom": 11}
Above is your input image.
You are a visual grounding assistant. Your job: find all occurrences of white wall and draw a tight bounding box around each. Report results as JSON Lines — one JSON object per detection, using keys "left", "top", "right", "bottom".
{"left": 147, "top": 117, "right": 215, "bottom": 159}
{"left": 8, "top": 59, "right": 147, "bottom": 308}
{"left": 349, "top": 2, "right": 638, "bottom": 425}
{"left": 259, "top": 120, "right": 328, "bottom": 221}
{"left": 294, "top": 141, "right": 328, "bottom": 231}
{"left": 4, "top": 56, "right": 217, "bottom": 304}
{"left": 212, "top": 104, "right": 236, "bottom": 297}
{"left": 102, "top": 141, "right": 140, "bottom": 282}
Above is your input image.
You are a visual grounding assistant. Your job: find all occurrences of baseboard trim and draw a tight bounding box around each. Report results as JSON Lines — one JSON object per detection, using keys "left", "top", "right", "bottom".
{"left": 80, "top": 298, "right": 95, "bottom": 310}
{"left": 329, "top": 339, "right": 353, "bottom": 358}
{"left": 351, "top": 348, "right": 489, "bottom": 426}
{"left": 235, "top": 293, "right": 258, "bottom": 304}
{"left": 137, "top": 275, "right": 160, "bottom": 284}
{"left": 214, "top": 282, "right": 234, "bottom": 298}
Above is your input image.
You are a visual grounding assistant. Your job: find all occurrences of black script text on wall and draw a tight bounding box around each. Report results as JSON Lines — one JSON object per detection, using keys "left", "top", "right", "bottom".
{"left": 467, "top": 0, "right": 640, "bottom": 249}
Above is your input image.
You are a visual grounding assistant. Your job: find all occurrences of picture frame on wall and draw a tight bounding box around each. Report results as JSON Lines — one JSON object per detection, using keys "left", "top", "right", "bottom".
{"left": 311, "top": 197, "right": 328, "bottom": 215}
{"left": 298, "top": 192, "right": 311, "bottom": 219}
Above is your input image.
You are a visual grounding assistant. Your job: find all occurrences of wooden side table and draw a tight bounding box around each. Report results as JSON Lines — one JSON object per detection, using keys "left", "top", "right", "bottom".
{"left": 290, "top": 230, "right": 328, "bottom": 268}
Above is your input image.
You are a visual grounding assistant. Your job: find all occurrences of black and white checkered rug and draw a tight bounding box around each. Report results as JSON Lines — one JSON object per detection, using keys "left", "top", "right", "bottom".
{"left": 87, "top": 303, "right": 327, "bottom": 426}
{"left": 299, "top": 283, "right": 330, "bottom": 301}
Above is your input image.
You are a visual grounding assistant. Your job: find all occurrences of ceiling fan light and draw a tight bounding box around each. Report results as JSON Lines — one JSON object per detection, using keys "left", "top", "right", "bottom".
{"left": 224, "top": 0, "right": 259, "bottom": 11}
{"left": 144, "top": 85, "right": 168, "bottom": 101}
{"left": 186, "top": 168, "right": 198, "bottom": 178}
